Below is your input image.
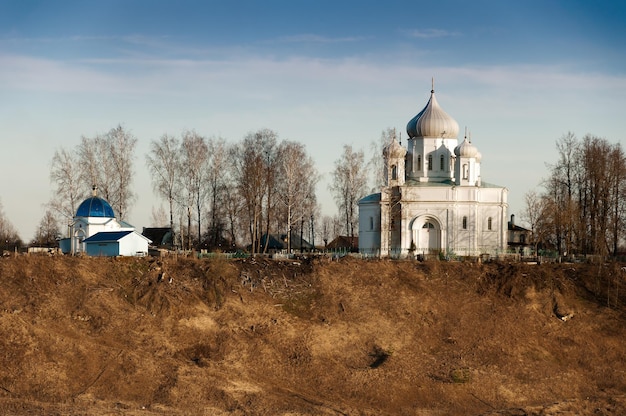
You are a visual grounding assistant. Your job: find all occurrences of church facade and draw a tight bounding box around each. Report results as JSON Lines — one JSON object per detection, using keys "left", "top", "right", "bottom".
{"left": 358, "top": 85, "right": 508, "bottom": 258}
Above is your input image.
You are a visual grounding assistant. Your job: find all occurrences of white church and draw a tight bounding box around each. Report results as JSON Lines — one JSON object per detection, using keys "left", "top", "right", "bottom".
{"left": 358, "top": 84, "right": 508, "bottom": 258}
{"left": 59, "top": 187, "right": 150, "bottom": 257}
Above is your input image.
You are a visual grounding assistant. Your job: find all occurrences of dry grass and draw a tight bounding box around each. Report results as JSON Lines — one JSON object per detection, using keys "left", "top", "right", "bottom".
{"left": 0, "top": 255, "right": 624, "bottom": 415}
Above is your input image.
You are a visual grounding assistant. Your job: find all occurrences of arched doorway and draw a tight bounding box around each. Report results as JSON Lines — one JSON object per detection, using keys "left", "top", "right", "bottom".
{"left": 411, "top": 217, "right": 441, "bottom": 254}
{"left": 74, "top": 229, "right": 86, "bottom": 254}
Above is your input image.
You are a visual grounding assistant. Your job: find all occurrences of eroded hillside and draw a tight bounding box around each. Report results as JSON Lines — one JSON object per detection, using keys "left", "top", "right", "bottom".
{"left": 0, "top": 256, "right": 624, "bottom": 415}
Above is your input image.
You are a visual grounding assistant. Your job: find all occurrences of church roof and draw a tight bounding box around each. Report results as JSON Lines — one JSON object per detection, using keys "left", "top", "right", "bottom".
{"left": 76, "top": 196, "right": 115, "bottom": 218}
{"left": 454, "top": 137, "right": 479, "bottom": 158}
{"left": 406, "top": 86, "right": 459, "bottom": 139}
{"left": 383, "top": 138, "right": 407, "bottom": 158}
{"left": 83, "top": 230, "right": 133, "bottom": 243}
{"left": 358, "top": 193, "right": 381, "bottom": 204}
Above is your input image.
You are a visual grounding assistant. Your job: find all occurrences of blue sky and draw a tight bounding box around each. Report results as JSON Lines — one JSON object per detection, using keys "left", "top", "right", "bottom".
{"left": 1, "top": 0, "right": 625, "bottom": 240}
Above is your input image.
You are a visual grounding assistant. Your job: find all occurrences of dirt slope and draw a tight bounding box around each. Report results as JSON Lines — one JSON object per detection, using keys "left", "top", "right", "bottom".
{"left": 0, "top": 256, "right": 625, "bottom": 415}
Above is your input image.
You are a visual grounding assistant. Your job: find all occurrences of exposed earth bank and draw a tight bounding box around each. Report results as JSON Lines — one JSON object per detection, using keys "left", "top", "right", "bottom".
{"left": 0, "top": 256, "right": 625, "bottom": 415}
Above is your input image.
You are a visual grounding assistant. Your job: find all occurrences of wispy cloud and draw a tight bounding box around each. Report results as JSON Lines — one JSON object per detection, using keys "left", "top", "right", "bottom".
{"left": 273, "top": 34, "right": 368, "bottom": 43}
{"left": 403, "top": 28, "right": 459, "bottom": 39}
{"left": 0, "top": 34, "right": 170, "bottom": 44}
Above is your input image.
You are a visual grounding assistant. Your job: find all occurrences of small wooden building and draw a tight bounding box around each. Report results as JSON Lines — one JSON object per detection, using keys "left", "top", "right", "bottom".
{"left": 84, "top": 230, "right": 151, "bottom": 257}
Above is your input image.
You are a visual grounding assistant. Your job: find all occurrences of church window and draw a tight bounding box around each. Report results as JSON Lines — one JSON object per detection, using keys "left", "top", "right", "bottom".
{"left": 428, "top": 155, "right": 432, "bottom": 170}
{"left": 463, "top": 164, "right": 468, "bottom": 179}
{"left": 391, "top": 165, "right": 397, "bottom": 180}
{"left": 488, "top": 217, "right": 492, "bottom": 230}
{"left": 440, "top": 154, "right": 444, "bottom": 170}
{"left": 417, "top": 155, "right": 422, "bottom": 171}
{"left": 462, "top": 216, "right": 467, "bottom": 230}
{"left": 422, "top": 222, "right": 435, "bottom": 229}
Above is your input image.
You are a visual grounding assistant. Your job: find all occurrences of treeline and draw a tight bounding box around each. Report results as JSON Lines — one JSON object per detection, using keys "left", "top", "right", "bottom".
{"left": 145, "top": 128, "right": 320, "bottom": 252}
{"left": 0, "top": 200, "right": 21, "bottom": 252}
{"left": 524, "top": 132, "right": 626, "bottom": 257}
{"left": 41, "top": 125, "right": 370, "bottom": 252}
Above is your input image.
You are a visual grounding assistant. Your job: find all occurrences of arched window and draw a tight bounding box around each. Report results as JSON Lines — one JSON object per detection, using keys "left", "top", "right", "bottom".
{"left": 488, "top": 217, "right": 492, "bottom": 230}
{"left": 391, "top": 164, "right": 397, "bottom": 180}
{"left": 462, "top": 216, "right": 467, "bottom": 230}
{"left": 440, "top": 154, "right": 444, "bottom": 170}
{"left": 417, "top": 155, "right": 422, "bottom": 171}
{"left": 428, "top": 155, "right": 433, "bottom": 171}
{"left": 463, "top": 164, "right": 468, "bottom": 179}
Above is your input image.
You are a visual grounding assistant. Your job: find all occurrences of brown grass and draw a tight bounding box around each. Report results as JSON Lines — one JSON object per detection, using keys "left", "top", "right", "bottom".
{"left": 0, "top": 256, "right": 624, "bottom": 415}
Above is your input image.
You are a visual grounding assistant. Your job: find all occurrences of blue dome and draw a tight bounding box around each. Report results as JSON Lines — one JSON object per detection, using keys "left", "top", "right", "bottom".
{"left": 76, "top": 197, "right": 115, "bottom": 218}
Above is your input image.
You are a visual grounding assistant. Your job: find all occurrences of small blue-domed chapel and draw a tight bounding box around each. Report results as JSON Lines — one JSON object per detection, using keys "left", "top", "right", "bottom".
{"left": 60, "top": 186, "right": 151, "bottom": 256}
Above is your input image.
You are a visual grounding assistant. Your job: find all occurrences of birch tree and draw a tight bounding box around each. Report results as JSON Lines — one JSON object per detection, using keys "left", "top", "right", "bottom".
{"left": 31, "top": 209, "right": 60, "bottom": 247}
{"left": 49, "top": 147, "right": 83, "bottom": 222}
{"left": 107, "top": 125, "right": 137, "bottom": 219}
{"left": 329, "top": 145, "right": 368, "bottom": 238}
{"left": 76, "top": 125, "right": 137, "bottom": 219}
{"left": 205, "top": 137, "right": 230, "bottom": 249}
{"left": 276, "top": 140, "right": 318, "bottom": 252}
{"left": 232, "top": 130, "right": 277, "bottom": 254}
{"left": 369, "top": 127, "right": 399, "bottom": 192}
{"left": 179, "top": 130, "right": 209, "bottom": 248}
{"left": 146, "top": 134, "right": 180, "bottom": 233}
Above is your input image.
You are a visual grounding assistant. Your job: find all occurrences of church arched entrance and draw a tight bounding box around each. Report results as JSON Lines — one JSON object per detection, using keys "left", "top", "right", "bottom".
{"left": 74, "top": 229, "right": 86, "bottom": 254}
{"left": 411, "top": 216, "right": 441, "bottom": 254}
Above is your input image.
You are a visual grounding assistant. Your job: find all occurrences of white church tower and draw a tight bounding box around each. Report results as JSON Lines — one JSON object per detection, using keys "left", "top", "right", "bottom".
{"left": 358, "top": 82, "right": 508, "bottom": 258}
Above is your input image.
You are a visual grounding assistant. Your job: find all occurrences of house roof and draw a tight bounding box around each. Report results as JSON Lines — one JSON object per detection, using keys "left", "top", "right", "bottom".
{"left": 259, "top": 232, "right": 314, "bottom": 250}
{"left": 327, "top": 236, "right": 358, "bottom": 249}
{"left": 509, "top": 224, "right": 529, "bottom": 232}
{"left": 83, "top": 230, "right": 133, "bottom": 243}
{"left": 142, "top": 227, "right": 173, "bottom": 246}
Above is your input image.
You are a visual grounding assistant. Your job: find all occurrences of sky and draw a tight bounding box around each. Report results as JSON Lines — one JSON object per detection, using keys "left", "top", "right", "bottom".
{"left": 1, "top": 0, "right": 625, "bottom": 241}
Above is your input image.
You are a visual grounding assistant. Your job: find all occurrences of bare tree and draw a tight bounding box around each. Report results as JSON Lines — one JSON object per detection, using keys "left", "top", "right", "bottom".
{"left": 259, "top": 130, "right": 278, "bottom": 254}
{"left": 179, "top": 130, "right": 209, "bottom": 248}
{"left": 77, "top": 134, "right": 115, "bottom": 202}
{"left": 31, "top": 209, "right": 60, "bottom": 247}
{"left": 49, "top": 147, "right": 83, "bottom": 222}
{"left": 77, "top": 125, "right": 137, "bottom": 219}
{"left": 223, "top": 177, "right": 243, "bottom": 249}
{"left": 146, "top": 134, "right": 180, "bottom": 233}
{"left": 232, "top": 130, "right": 277, "bottom": 254}
{"left": 276, "top": 140, "right": 318, "bottom": 252}
{"left": 107, "top": 125, "right": 137, "bottom": 219}
{"left": 540, "top": 132, "right": 626, "bottom": 257}
{"left": 522, "top": 190, "right": 546, "bottom": 254}
{"left": 319, "top": 215, "right": 333, "bottom": 248}
{"left": 205, "top": 137, "right": 230, "bottom": 249}
{"left": 150, "top": 205, "right": 169, "bottom": 227}
{"left": 608, "top": 144, "right": 626, "bottom": 256}
{"left": 0, "top": 200, "right": 21, "bottom": 251}
{"left": 329, "top": 145, "right": 368, "bottom": 238}
{"left": 369, "top": 127, "right": 399, "bottom": 192}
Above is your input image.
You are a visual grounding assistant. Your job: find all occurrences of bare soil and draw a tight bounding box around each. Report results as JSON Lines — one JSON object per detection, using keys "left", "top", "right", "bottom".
{"left": 0, "top": 255, "right": 625, "bottom": 415}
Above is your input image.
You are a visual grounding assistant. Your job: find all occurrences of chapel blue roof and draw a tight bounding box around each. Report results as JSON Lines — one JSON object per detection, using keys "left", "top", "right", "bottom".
{"left": 76, "top": 196, "right": 115, "bottom": 218}
{"left": 83, "top": 230, "right": 133, "bottom": 243}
